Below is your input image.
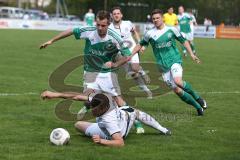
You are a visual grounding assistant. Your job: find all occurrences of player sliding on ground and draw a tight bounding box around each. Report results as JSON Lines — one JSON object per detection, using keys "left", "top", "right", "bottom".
{"left": 107, "top": 9, "right": 207, "bottom": 116}
{"left": 39, "top": 10, "right": 145, "bottom": 133}
{"left": 41, "top": 90, "right": 171, "bottom": 147}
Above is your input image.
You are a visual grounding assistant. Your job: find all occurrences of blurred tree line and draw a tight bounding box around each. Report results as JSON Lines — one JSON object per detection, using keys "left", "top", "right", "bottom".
{"left": 5, "top": 0, "right": 240, "bottom": 25}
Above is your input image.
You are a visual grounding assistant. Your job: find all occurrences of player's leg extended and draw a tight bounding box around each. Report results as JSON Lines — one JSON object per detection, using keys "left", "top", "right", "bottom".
{"left": 127, "top": 55, "right": 152, "bottom": 98}
{"left": 162, "top": 64, "right": 203, "bottom": 115}
{"left": 172, "top": 64, "right": 207, "bottom": 109}
{"left": 135, "top": 109, "right": 170, "bottom": 135}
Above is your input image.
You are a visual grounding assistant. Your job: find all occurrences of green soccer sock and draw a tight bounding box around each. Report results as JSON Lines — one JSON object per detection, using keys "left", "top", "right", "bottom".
{"left": 183, "top": 81, "right": 200, "bottom": 100}
{"left": 178, "top": 90, "right": 201, "bottom": 109}
{"left": 134, "top": 120, "right": 143, "bottom": 128}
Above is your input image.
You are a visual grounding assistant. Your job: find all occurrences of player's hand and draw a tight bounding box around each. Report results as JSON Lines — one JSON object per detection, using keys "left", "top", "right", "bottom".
{"left": 104, "top": 61, "right": 114, "bottom": 68}
{"left": 92, "top": 135, "right": 101, "bottom": 144}
{"left": 39, "top": 40, "right": 53, "bottom": 49}
{"left": 41, "top": 91, "right": 59, "bottom": 100}
{"left": 191, "top": 55, "right": 201, "bottom": 64}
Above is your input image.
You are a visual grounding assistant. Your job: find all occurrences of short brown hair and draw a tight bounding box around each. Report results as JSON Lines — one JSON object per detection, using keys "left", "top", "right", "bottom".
{"left": 90, "top": 94, "right": 110, "bottom": 117}
{"left": 151, "top": 9, "right": 163, "bottom": 16}
{"left": 96, "top": 10, "right": 111, "bottom": 23}
{"left": 111, "top": 6, "right": 122, "bottom": 13}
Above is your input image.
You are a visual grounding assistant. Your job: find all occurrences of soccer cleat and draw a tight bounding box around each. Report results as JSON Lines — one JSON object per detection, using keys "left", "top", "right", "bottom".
{"left": 164, "top": 129, "right": 172, "bottom": 136}
{"left": 197, "top": 98, "right": 208, "bottom": 109}
{"left": 136, "top": 127, "right": 145, "bottom": 134}
{"left": 77, "top": 106, "right": 88, "bottom": 120}
{"left": 197, "top": 107, "right": 204, "bottom": 116}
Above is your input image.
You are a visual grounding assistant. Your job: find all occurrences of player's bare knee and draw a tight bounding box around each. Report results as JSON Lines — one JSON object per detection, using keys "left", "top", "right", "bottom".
{"left": 174, "top": 78, "right": 183, "bottom": 87}
{"left": 173, "top": 87, "right": 182, "bottom": 95}
{"left": 74, "top": 121, "right": 87, "bottom": 132}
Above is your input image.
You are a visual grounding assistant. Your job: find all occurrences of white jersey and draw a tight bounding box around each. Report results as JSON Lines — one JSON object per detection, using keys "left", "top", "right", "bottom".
{"left": 109, "top": 20, "right": 137, "bottom": 51}
{"left": 88, "top": 93, "right": 135, "bottom": 139}
{"left": 97, "top": 107, "right": 133, "bottom": 139}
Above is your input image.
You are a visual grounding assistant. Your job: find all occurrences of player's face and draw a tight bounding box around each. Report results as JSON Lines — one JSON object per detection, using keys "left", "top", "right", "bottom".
{"left": 168, "top": 8, "right": 174, "bottom": 14}
{"left": 112, "top": 9, "right": 123, "bottom": 23}
{"left": 178, "top": 7, "right": 184, "bottom": 14}
{"left": 152, "top": 13, "right": 163, "bottom": 28}
{"left": 96, "top": 18, "right": 109, "bottom": 37}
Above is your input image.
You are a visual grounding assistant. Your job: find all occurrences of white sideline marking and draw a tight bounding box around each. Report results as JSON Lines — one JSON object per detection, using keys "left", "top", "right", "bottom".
{"left": 0, "top": 91, "right": 239, "bottom": 97}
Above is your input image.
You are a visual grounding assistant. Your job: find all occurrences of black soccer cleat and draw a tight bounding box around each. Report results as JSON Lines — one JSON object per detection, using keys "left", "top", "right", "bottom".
{"left": 197, "top": 98, "right": 208, "bottom": 110}
{"left": 197, "top": 108, "right": 204, "bottom": 116}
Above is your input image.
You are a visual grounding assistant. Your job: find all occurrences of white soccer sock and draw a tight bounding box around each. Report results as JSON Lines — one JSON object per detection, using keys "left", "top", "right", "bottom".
{"left": 137, "top": 110, "right": 168, "bottom": 134}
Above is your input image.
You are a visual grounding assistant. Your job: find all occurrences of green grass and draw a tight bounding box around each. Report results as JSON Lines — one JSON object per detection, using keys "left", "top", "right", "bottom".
{"left": 0, "top": 29, "right": 240, "bottom": 160}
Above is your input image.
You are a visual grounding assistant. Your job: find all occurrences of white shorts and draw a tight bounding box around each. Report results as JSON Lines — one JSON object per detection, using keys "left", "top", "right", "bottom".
{"left": 85, "top": 123, "right": 108, "bottom": 139}
{"left": 181, "top": 32, "right": 194, "bottom": 41}
{"left": 129, "top": 53, "right": 140, "bottom": 63}
{"left": 83, "top": 72, "right": 121, "bottom": 96}
{"left": 162, "top": 63, "right": 183, "bottom": 89}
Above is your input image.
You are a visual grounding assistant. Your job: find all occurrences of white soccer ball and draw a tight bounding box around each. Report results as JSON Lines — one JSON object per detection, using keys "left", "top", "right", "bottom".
{"left": 50, "top": 128, "right": 70, "bottom": 145}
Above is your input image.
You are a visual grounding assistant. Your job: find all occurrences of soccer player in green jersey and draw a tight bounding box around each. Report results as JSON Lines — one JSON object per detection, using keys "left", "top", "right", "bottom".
{"left": 84, "top": 8, "right": 95, "bottom": 26}
{"left": 40, "top": 10, "right": 145, "bottom": 131}
{"left": 178, "top": 6, "right": 196, "bottom": 55}
{"left": 131, "top": 9, "right": 207, "bottom": 116}
{"left": 39, "top": 10, "right": 131, "bottom": 110}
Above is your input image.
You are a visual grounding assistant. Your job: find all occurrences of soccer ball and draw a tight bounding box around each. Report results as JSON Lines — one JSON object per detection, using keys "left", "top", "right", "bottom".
{"left": 50, "top": 128, "right": 70, "bottom": 145}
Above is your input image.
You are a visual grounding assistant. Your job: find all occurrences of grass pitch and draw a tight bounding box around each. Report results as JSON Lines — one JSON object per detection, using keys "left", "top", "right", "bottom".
{"left": 0, "top": 29, "right": 240, "bottom": 160}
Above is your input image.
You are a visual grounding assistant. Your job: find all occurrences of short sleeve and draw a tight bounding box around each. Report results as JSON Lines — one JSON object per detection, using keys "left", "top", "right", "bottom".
{"left": 104, "top": 122, "right": 121, "bottom": 136}
{"left": 73, "top": 27, "right": 81, "bottom": 39}
{"left": 139, "top": 31, "right": 150, "bottom": 46}
{"left": 72, "top": 26, "right": 95, "bottom": 39}
{"left": 109, "top": 29, "right": 131, "bottom": 56}
{"left": 127, "top": 21, "right": 135, "bottom": 32}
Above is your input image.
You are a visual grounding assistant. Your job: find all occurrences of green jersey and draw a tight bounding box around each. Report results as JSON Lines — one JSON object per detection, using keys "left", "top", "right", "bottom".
{"left": 73, "top": 26, "right": 131, "bottom": 73}
{"left": 178, "top": 13, "right": 193, "bottom": 33}
{"left": 84, "top": 12, "right": 95, "bottom": 26}
{"left": 140, "top": 25, "right": 186, "bottom": 72}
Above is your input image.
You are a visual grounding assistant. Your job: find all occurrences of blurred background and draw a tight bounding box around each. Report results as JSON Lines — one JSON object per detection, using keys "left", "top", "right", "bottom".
{"left": 0, "top": 0, "right": 239, "bottom": 25}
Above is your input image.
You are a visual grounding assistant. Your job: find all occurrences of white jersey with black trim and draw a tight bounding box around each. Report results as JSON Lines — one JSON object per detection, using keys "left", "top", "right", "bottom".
{"left": 88, "top": 92, "right": 135, "bottom": 139}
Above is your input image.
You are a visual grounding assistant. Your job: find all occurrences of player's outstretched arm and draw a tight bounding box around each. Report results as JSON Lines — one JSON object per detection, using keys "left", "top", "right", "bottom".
{"left": 41, "top": 90, "right": 88, "bottom": 101}
{"left": 92, "top": 133, "right": 124, "bottom": 147}
{"left": 104, "top": 56, "right": 130, "bottom": 69}
{"left": 183, "top": 41, "right": 201, "bottom": 63}
{"left": 132, "top": 44, "right": 143, "bottom": 57}
{"left": 39, "top": 28, "right": 73, "bottom": 49}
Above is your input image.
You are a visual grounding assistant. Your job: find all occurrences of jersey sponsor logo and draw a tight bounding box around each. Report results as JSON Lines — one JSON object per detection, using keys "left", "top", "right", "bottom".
{"left": 89, "top": 42, "right": 118, "bottom": 56}
{"left": 155, "top": 41, "right": 172, "bottom": 49}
